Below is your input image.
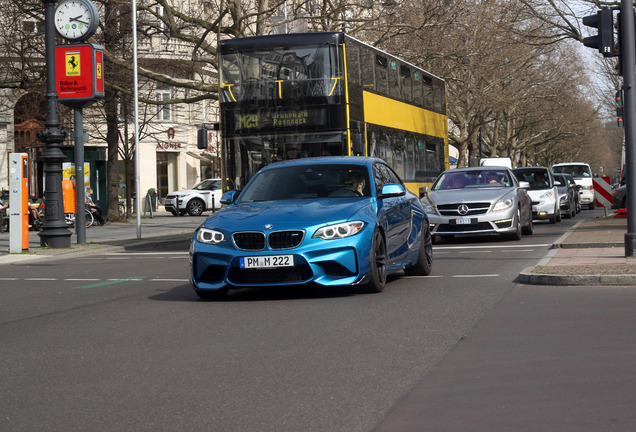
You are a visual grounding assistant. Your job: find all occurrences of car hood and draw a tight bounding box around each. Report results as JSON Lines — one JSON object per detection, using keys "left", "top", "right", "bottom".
{"left": 426, "top": 187, "right": 515, "bottom": 206}
{"left": 202, "top": 198, "right": 373, "bottom": 231}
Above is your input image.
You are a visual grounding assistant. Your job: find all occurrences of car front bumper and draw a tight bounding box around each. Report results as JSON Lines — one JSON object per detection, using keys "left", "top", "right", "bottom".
{"left": 190, "top": 234, "right": 373, "bottom": 291}
{"left": 427, "top": 207, "right": 518, "bottom": 237}
{"left": 531, "top": 198, "right": 556, "bottom": 220}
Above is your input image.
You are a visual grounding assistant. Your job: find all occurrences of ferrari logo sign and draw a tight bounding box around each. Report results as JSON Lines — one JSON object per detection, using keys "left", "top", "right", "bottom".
{"left": 55, "top": 43, "right": 104, "bottom": 107}
{"left": 65, "top": 52, "right": 81, "bottom": 76}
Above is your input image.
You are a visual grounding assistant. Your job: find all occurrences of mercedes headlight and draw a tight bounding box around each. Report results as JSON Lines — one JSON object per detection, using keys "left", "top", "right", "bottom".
{"left": 422, "top": 200, "right": 437, "bottom": 215}
{"left": 197, "top": 227, "right": 225, "bottom": 244}
{"left": 492, "top": 198, "right": 513, "bottom": 212}
{"left": 313, "top": 221, "right": 365, "bottom": 240}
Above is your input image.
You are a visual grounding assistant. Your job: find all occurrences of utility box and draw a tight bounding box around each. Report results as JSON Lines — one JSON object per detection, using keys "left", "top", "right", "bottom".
{"left": 9, "top": 153, "right": 29, "bottom": 252}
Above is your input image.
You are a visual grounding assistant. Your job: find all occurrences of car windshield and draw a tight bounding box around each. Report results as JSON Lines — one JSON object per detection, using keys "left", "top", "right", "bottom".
{"left": 552, "top": 164, "right": 591, "bottom": 180}
{"left": 513, "top": 169, "right": 551, "bottom": 190}
{"left": 239, "top": 164, "right": 371, "bottom": 202}
{"left": 432, "top": 170, "right": 512, "bottom": 190}
{"left": 193, "top": 179, "right": 221, "bottom": 190}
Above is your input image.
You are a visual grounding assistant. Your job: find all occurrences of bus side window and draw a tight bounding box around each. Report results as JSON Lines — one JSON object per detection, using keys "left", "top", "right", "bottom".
{"left": 347, "top": 44, "right": 361, "bottom": 86}
{"left": 412, "top": 72, "right": 423, "bottom": 107}
{"left": 375, "top": 55, "right": 388, "bottom": 94}
{"left": 389, "top": 60, "right": 400, "bottom": 99}
{"left": 400, "top": 65, "right": 412, "bottom": 104}
{"left": 360, "top": 48, "right": 374, "bottom": 89}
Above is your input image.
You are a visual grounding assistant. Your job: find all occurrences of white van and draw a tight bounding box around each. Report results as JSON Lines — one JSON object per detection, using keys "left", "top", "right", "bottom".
{"left": 480, "top": 157, "right": 512, "bottom": 168}
{"left": 551, "top": 163, "right": 594, "bottom": 209}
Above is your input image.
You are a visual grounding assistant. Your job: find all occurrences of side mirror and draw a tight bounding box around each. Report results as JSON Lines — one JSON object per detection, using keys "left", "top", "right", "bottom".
{"left": 419, "top": 185, "right": 429, "bottom": 198}
{"left": 519, "top": 181, "right": 530, "bottom": 189}
{"left": 220, "top": 190, "right": 238, "bottom": 205}
{"left": 381, "top": 183, "right": 406, "bottom": 198}
{"left": 554, "top": 181, "right": 562, "bottom": 186}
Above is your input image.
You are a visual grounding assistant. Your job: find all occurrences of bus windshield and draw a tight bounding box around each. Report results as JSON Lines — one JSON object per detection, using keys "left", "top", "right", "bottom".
{"left": 221, "top": 44, "right": 343, "bottom": 103}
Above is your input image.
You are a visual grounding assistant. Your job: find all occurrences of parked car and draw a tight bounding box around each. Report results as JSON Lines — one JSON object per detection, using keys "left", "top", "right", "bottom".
{"left": 612, "top": 183, "right": 627, "bottom": 209}
{"left": 513, "top": 167, "right": 561, "bottom": 224}
{"left": 552, "top": 173, "right": 577, "bottom": 218}
{"left": 164, "top": 178, "right": 222, "bottom": 216}
{"left": 551, "top": 162, "right": 594, "bottom": 209}
{"left": 190, "top": 157, "right": 433, "bottom": 299}
{"left": 421, "top": 166, "right": 533, "bottom": 242}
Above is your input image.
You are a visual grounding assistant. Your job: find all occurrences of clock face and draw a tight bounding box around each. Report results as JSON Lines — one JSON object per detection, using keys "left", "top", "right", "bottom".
{"left": 54, "top": 0, "right": 99, "bottom": 41}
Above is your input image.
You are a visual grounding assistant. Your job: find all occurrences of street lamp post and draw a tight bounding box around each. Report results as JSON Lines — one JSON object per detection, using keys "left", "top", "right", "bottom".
{"left": 37, "top": 0, "right": 72, "bottom": 248}
{"left": 621, "top": 0, "right": 636, "bottom": 256}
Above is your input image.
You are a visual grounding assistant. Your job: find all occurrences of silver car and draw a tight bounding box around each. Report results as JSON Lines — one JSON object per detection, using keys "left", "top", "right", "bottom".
{"left": 421, "top": 167, "right": 533, "bottom": 241}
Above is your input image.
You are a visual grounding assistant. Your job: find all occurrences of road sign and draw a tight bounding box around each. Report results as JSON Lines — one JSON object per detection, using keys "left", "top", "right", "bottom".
{"left": 593, "top": 176, "right": 613, "bottom": 207}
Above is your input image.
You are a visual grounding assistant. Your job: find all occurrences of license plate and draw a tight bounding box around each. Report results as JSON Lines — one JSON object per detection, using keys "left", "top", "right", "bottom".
{"left": 455, "top": 218, "right": 472, "bottom": 225}
{"left": 240, "top": 255, "right": 294, "bottom": 269}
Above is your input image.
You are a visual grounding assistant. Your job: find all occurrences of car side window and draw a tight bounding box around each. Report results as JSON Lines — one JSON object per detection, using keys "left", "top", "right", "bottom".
{"left": 373, "top": 163, "right": 385, "bottom": 196}
{"left": 373, "top": 163, "right": 402, "bottom": 196}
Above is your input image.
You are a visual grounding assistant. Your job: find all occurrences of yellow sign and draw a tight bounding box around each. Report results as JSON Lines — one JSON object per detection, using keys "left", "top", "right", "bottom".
{"left": 96, "top": 63, "right": 102, "bottom": 80}
{"left": 65, "top": 52, "right": 80, "bottom": 76}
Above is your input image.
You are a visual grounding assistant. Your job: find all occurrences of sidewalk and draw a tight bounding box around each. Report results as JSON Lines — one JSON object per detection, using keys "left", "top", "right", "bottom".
{"left": 0, "top": 208, "right": 205, "bottom": 264}
{"left": 516, "top": 215, "right": 636, "bottom": 285}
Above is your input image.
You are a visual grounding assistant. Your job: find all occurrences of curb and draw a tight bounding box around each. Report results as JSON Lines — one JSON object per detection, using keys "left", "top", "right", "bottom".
{"left": 514, "top": 268, "right": 636, "bottom": 286}
{"left": 516, "top": 217, "right": 633, "bottom": 286}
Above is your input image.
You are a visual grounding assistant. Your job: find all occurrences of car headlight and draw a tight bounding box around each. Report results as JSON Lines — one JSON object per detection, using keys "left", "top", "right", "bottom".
{"left": 313, "top": 221, "right": 365, "bottom": 240}
{"left": 196, "top": 227, "right": 225, "bottom": 244}
{"left": 492, "top": 198, "right": 513, "bottom": 212}
{"left": 422, "top": 201, "right": 437, "bottom": 215}
{"left": 539, "top": 190, "right": 553, "bottom": 200}
{"left": 560, "top": 195, "right": 568, "bottom": 203}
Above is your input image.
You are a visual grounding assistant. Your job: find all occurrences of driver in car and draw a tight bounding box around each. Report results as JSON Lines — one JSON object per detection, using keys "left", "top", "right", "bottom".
{"left": 346, "top": 172, "right": 366, "bottom": 195}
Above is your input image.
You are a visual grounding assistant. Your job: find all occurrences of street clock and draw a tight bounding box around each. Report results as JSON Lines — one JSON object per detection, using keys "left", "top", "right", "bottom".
{"left": 54, "top": 0, "right": 99, "bottom": 42}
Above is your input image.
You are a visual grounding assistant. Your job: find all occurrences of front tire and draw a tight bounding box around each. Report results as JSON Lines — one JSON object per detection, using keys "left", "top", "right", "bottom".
{"left": 404, "top": 224, "right": 433, "bottom": 276}
{"left": 522, "top": 207, "right": 533, "bottom": 235}
{"left": 366, "top": 229, "right": 387, "bottom": 293}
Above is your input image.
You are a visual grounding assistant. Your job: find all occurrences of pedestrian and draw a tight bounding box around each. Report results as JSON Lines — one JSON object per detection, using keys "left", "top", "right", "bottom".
{"left": 85, "top": 187, "right": 106, "bottom": 226}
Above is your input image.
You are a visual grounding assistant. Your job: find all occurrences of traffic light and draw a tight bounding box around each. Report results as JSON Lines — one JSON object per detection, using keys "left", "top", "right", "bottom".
{"left": 582, "top": 8, "right": 616, "bottom": 57}
{"left": 197, "top": 128, "right": 208, "bottom": 149}
{"left": 616, "top": 89, "right": 624, "bottom": 128}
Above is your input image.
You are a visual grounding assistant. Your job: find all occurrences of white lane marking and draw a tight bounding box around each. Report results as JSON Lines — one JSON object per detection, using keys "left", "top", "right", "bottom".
{"left": 24, "top": 278, "right": 57, "bottom": 281}
{"left": 150, "top": 278, "right": 189, "bottom": 282}
{"left": 65, "top": 278, "right": 100, "bottom": 281}
{"left": 0, "top": 277, "right": 19, "bottom": 281}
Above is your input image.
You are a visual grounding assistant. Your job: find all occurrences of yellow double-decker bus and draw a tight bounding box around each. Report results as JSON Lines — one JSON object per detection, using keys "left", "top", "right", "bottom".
{"left": 218, "top": 32, "right": 448, "bottom": 194}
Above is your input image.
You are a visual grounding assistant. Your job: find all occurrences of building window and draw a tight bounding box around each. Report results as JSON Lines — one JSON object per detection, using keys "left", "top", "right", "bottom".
{"left": 154, "top": 6, "right": 166, "bottom": 31}
{"left": 156, "top": 83, "right": 171, "bottom": 121}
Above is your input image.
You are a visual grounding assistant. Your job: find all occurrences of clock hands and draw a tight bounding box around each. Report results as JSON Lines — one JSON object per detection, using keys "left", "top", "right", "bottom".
{"left": 69, "top": 15, "right": 89, "bottom": 26}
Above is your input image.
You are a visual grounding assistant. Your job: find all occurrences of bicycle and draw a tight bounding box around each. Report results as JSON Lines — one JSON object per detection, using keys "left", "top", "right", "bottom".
{"left": 36, "top": 202, "right": 94, "bottom": 228}
{"left": 65, "top": 206, "right": 95, "bottom": 228}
